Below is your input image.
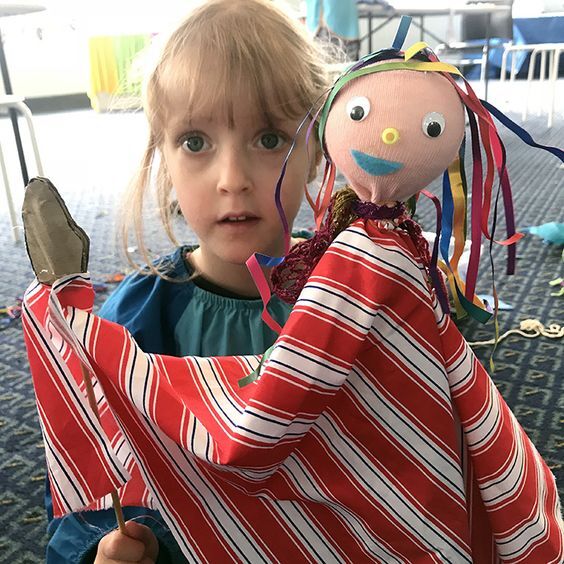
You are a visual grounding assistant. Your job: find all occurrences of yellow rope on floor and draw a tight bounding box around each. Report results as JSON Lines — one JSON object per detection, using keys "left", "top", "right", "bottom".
{"left": 468, "top": 319, "right": 564, "bottom": 347}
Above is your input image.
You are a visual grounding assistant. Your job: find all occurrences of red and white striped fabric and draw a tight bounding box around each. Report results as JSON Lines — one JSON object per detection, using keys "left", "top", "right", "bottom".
{"left": 22, "top": 219, "right": 563, "bottom": 562}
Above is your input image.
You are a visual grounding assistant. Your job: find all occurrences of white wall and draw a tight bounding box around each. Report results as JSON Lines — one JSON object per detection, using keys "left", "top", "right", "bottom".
{"left": 4, "top": 0, "right": 524, "bottom": 99}
{"left": 0, "top": 1, "right": 201, "bottom": 98}
{"left": 2, "top": 0, "right": 304, "bottom": 99}
{"left": 1, "top": 8, "right": 87, "bottom": 97}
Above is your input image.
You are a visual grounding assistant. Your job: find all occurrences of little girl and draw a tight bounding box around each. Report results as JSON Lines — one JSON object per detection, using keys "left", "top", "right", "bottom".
{"left": 44, "top": 1, "right": 329, "bottom": 562}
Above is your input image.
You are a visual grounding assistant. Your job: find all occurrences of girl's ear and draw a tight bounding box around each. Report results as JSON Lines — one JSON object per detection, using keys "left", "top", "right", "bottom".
{"left": 307, "top": 144, "right": 323, "bottom": 183}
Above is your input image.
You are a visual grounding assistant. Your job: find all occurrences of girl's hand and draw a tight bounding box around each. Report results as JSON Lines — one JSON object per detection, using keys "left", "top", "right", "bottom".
{"left": 94, "top": 521, "right": 159, "bottom": 564}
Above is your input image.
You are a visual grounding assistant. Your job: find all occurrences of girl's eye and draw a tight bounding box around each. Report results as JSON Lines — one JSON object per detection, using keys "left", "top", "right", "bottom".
{"left": 422, "top": 112, "right": 446, "bottom": 138}
{"left": 259, "top": 132, "right": 283, "bottom": 150}
{"left": 182, "top": 135, "right": 207, "bottom": 153}
{"left": 346, "top": 96, "right": 370, "bottom": 122}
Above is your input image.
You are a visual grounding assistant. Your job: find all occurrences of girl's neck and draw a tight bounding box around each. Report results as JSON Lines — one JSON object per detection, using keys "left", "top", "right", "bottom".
{"left": 187, "top": 248, "right": 263, "bottom": 298}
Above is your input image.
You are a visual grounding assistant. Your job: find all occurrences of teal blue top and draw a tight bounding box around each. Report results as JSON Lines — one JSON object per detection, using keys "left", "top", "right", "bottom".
{"left": 175, "top": 284, "right": 289, "bottom": 356}
{"left": 99, "top": 245, "right": 291, "bottom": 357}
{"left": 306, "top": 0, "right": 359, "bottom": 40}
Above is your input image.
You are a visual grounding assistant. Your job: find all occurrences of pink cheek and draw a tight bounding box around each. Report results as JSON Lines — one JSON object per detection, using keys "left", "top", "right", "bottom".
{"left": 327, "top": 129, "right": 355, "bottom": 165}
{"left": 348, "top": 120, "right": 379, "bottom": 150}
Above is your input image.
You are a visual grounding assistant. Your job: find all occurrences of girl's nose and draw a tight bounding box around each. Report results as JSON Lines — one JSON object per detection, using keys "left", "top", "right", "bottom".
{"left": 217, "top": 146, "right": 252, "bottom": 194}
{"left": 381, "top": 127, "right": 400, "bottom": 145}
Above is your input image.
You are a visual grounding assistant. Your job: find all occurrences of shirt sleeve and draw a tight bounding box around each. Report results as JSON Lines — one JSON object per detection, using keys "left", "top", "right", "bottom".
{"left": 45, "top": 489, "right": 185, "bottom": 563}
{"left": 98, "top": 256, "right": 194, "bottom": 356}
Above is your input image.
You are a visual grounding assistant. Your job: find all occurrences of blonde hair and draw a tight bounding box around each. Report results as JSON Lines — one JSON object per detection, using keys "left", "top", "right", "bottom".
{"left": 121, "top": 0, "right": 330, "bottom": 275}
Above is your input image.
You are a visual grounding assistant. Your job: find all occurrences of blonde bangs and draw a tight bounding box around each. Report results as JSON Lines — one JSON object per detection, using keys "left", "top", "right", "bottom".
{"left": 149, "top": 0, "right": 328, "bottom": 129}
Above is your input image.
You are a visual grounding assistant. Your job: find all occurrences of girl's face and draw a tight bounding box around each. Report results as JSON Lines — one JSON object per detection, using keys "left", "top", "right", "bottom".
{"left": 161, "top": 88, "right": 316, "bottom": 289}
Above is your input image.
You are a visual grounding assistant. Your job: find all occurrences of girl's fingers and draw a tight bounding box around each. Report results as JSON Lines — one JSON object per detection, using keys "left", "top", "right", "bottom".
{"left": 96, "top": 521, "right": 158, "bottom": 563}
{"left": 98, "top": 529, "right": 145, "bottom": 561}
{"left": 125, "top": 521, "right": 159, "bottom": 560}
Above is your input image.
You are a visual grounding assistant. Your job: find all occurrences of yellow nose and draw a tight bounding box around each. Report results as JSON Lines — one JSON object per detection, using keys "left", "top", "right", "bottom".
{"left": 381, "top": 127, "right": 400, "bottom": 145}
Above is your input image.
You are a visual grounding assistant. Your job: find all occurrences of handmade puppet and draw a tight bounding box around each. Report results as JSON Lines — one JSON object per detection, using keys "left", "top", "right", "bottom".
{"left": 21, "top": 22, "right": 564, "bottom": 563}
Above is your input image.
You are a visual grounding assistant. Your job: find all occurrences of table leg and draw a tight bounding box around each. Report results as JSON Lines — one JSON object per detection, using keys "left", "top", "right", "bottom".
{"left": 548, "top": 48, "right": 561, "bottom": 128}
{"left": 368, "top": 14, "right": 372, "bottom": 53}
{"left": 523, "top": 49, "right": 539, "bottom": 121}
{"left": 0, "top": 28, "right": 29, "bottom": 185}
{"left": 360, "top": 16, "right": 393, "bottom": 56}
{"left": 483, "top": 14, "right": 491, "bottom": 101}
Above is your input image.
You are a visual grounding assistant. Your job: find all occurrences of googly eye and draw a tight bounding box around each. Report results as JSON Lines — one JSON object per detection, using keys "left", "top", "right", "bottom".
{"left": 422, "top": 112, "right": 445, "bottom": 138}
{"left": 346, "top": 96, "right": 370, "bottom": 122}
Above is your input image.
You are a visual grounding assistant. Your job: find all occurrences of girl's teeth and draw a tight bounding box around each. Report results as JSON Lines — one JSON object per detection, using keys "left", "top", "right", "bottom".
{"left": 227, "top": 216, "right": 247, "bottom": 222}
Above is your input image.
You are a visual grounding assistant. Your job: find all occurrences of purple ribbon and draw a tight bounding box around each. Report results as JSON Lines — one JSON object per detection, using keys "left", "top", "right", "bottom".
{"left": 352, "top": 200, "right": 405, "bottom": 221}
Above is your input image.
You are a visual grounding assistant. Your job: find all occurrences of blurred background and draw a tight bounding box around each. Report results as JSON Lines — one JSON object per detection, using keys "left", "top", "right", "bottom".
{"left": 0, "top": 1, "right": 562, "bottom": 561}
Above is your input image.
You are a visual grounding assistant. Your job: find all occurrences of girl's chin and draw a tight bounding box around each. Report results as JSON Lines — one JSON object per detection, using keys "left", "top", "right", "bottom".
{"left": 198, "top": 231, "right": 285, "bottom": 266}
{"left": 219, "top": 239, "right": 284, "bottom": 263}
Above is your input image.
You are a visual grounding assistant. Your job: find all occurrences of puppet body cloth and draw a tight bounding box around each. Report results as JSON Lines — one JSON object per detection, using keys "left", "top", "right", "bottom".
{"left": 22, "top": 219, "right": 563, "bottom": 563}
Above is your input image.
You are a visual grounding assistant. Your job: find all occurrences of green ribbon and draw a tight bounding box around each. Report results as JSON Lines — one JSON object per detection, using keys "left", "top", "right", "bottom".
{"left": 238, "top": 345, "right": 275, "bottom": 388}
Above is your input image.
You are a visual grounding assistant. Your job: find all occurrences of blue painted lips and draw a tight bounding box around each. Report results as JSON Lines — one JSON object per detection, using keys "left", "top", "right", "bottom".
{"left": 351, "top": 149, "right": 403, "bottom": 176}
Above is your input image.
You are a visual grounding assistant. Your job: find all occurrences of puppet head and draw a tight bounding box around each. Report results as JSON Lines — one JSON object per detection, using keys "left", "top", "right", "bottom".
{"left": 305, "top": 41, "right": 523, "bottom": 322}
{"left": 323, "top": 64, "right": 465, "bottom": 204}
{"left": 266, "top": 19, "right": 563, "bottom": 325}
{"left": 270, "top": 40, "right": 517, "bottom": 321}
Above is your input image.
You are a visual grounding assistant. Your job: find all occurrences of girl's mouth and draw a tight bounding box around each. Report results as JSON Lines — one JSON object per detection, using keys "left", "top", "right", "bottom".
{"left": 218, "top": 214, "right": 260, "bottom": 227}
{"left": 223, "top": 216, "right": 252, "bottom": 222}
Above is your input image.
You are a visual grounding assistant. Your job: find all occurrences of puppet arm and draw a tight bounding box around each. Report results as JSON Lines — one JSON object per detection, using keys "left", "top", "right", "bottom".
{"left": 47, "top": 221, "right": 395, "bottom": 474}
{"left": 58, "top": 218, "right": 436, "bottom": 474}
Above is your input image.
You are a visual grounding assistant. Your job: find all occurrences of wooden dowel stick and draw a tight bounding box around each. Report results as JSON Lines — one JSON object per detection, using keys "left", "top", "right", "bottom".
{"left": 80, "top": 363, "right": 126, "bottom": 534}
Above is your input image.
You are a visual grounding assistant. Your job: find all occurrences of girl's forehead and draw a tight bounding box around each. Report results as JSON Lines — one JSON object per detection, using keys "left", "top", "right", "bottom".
{"left": 163, "top": 87, "right": 295, "bottom": 131}
{"left": 157, "top": 49, "right": 309, "bottom": 127}
{"left": 162, "top": 76, "right": 302, "bottom": 128}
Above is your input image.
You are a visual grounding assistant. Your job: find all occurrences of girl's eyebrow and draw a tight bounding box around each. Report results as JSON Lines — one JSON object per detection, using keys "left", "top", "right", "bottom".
{"left": 167, "top": 114, "right": 211, "bottom": 133}
{"left": 166, "top": 109, "right": 302, "bottom": 135}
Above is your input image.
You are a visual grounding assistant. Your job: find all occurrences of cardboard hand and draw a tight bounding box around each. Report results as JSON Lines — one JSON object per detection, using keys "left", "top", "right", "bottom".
{"left": 22, "top": 177, "right": 89, "bottom": 284}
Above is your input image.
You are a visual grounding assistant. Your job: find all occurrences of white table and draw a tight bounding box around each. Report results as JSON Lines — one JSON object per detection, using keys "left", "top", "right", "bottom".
{"left": 357, "top": 3, "right": 511, "bottom": 99}
{"left": 357, "top": 3, "right": 511, "bottom": 50}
